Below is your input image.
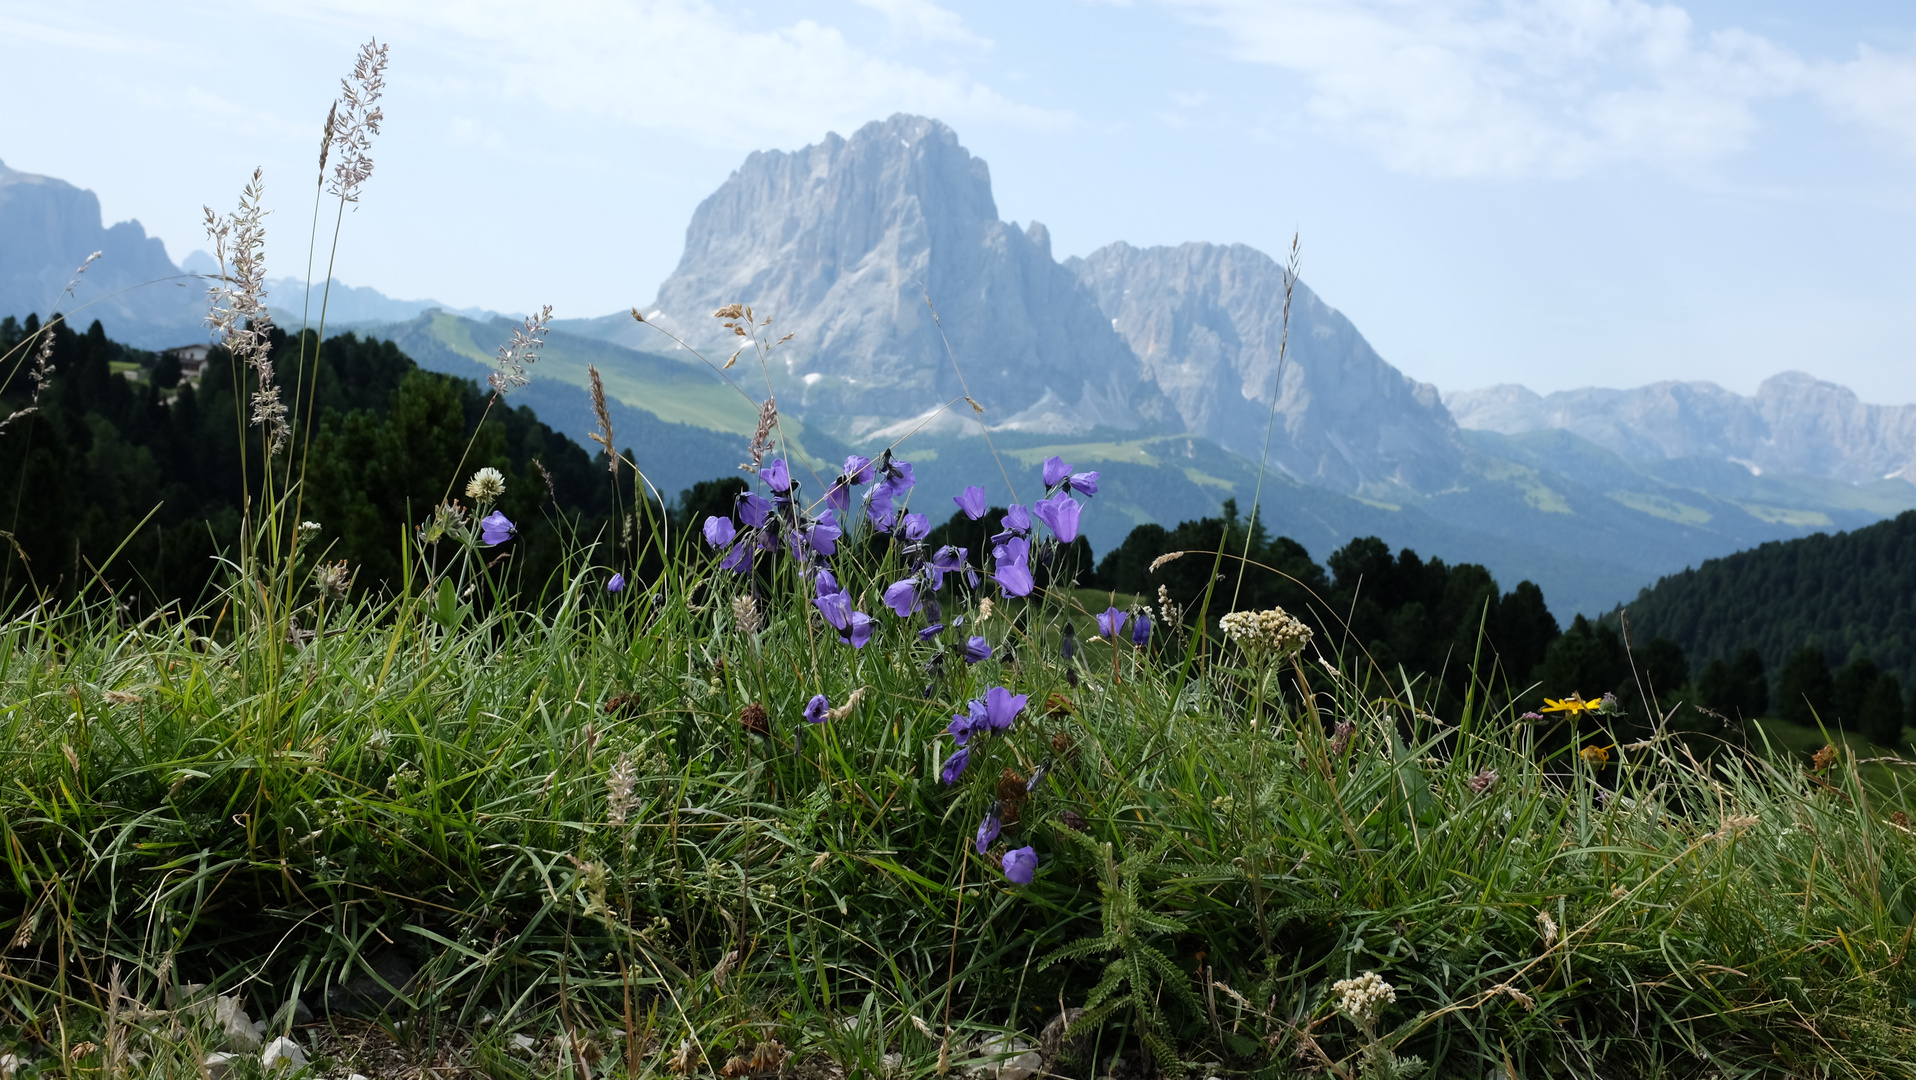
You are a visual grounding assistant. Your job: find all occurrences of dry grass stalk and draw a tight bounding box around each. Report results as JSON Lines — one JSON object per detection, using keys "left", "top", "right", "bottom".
{"left": 2, "top": 253, "right": 102, "bottom": 434}
{"left": 489, "top": 305, "right": 553, "bottom": 394}
{"left": 203, "top": 170, "right": 284, "bottom": 453}
{"left": 588, "top": 363, "right": 617, "bottom": 475}
{"left": 743, "top": 397, "right": 777, "bottom": 470}
{"left": 328, "top": 39, "right": 388, "bottom": 202}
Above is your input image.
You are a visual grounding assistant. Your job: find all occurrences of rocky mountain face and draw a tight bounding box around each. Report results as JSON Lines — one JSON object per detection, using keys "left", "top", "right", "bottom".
{"left": 1446, "top": 375, "right": 1916, "bottom": 485}
{"left": 635, "top": 115, "right": 1171, "bottom": 439}
{"left": 0, "top": 158, "right": 200, "bottom": 347}
{"left": 1067, "top": 241, "right": 1462, "bottom": 495}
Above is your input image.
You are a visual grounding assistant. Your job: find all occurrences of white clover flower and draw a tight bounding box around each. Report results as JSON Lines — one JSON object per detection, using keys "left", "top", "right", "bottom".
{"left": 466, "top": 467, "right": 506, "bottom": 502}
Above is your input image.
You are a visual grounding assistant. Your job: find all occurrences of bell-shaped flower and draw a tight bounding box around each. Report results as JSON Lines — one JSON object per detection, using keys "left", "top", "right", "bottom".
{"left": 814, "top": 585, "right": 851, "bottom": 630}
{"left": 1131, "top": 611, "right": 1153, "bottom": 646}
{"left": 807, "top": 510, "right": 842, "bottom": 557}
{"left": 824, "top": 481, "right": 853, "bottom": 519}
{"left": 1041, "top": 456, "right": 1072, "bottom": 489}
{"left": 758, "top": 458, "right": 791, "bottom": 493}
{"left": 902, "top": 513, "right": 931, "bottom": 542}
{"left": 873, "top": 458, "right": 916, "bottom": 503}
{"left": 840, "top": 611, "right": 875, "bottom": 649}
{"left": 1033, "top": 494, "right": 1082, "bottom": 543}
{"left": 1002, "top": 846, "right": 1038, "bottom": 884}
{"left": 840, "top": 454, "right": 875, "bottom": 487}
{"left": 982, "top": 686, "right": 1027, "bottom": 732}
{"left": 1060, "top": 621, "right": 1077, "bottom": 661}
{"left": 737, "top": 492, "right": 773, "bottom": 529}
{"left": 976, "top": 801, "right": 1003, "bottom": 854}
{"left": 940, "top": 745, "right": 970, "bottom": 785}
{"left": 1067, "top": 471, "right": 1100, "bottom": 496}
{"left": 866, "top": 500, "right": 897, "bottom": 533}
{"left": 804, "top": 694, "right": 830, "bottom": 723}
{"left": 703, "top": 515, "right": 736, "bottom": 549}
{"left": 992, "top": 504, "right": 1031, "bottom": 543}
{"left": 962, "top": 636, "right": 992, "bottom": 664}
{"left": 928, "top": 546, "right": 968, "bottom": 589}
{"left": 918, "top": 623, "right": 945, "bottom": 641}
{"left": 606, "top": 573, "right": 625, "bottom": 593}
{"left": 479, "top": 511, "right": 516, "bottom": 547}
{"left": 992, "top": 537, "right": 1033, "bottom": 597}
{"left": 719, "top": 542, "right": 754, "bottom": 574}
{"left": 953, "top": 485, "right": 988, "bottom": 520}
{"left": 884, "top": 578, "right": 920, "bottom": 618}
{"left": 946, "top": 710, "right": 976, "bottom": 746}
{"left": 1095, "top": 607, "right": 1127, "bottom": 641}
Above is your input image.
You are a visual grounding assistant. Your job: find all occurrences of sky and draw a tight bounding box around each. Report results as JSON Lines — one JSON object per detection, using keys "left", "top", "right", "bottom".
{"left": 4, "top": 0, "right": 1916, "bottom": 402}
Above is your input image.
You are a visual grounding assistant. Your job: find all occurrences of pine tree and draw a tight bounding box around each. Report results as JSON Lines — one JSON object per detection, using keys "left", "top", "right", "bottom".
{"left": 1863, "top": 675, "right": 1906, "bottom": 748}
{"left": 1777, "top": 646, "right": 1835, "bottom": 726}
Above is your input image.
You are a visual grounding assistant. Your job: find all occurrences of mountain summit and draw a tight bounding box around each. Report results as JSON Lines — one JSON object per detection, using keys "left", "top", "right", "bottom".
{"left": 643, "top": 115, "right": 1170, "bottom": 438}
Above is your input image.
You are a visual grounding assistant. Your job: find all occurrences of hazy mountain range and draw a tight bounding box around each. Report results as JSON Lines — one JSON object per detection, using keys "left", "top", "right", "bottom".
{"left": 6, "top": 123, "right": 1916, "bottom": 615}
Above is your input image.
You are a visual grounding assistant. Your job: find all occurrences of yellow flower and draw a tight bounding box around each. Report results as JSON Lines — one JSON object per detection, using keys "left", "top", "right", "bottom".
{"left": 1542, "top": 694, "right": 1598, "bottom": 720}
{"left": 1579, "top": 743, "right": 1612, "bottom": 767}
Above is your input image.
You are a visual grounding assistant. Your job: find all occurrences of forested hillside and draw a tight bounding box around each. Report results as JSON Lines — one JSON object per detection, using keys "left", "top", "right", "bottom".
{"left": 0, "top": 314, "right": 629, "bottom": 609}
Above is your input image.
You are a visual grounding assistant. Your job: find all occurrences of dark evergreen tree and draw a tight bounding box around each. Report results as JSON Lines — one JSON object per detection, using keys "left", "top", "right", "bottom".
{"left": 1862, "top": 675, "right": 1906, "bottom": 748}
{"left": 1776, "top": 646, "right": 1836, "bottom": 726}
{"left": 1834, "top": 657, "right": 1880, "bottom": 725}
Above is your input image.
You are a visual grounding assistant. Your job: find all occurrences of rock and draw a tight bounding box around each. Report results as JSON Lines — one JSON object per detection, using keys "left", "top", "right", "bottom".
{"left": 882, "top": 1052, "right": 903, "bottom": 1076}
{"left": 968, "top": 1035, "right": 1037, "bottom": 1080}
{"left": 215, "top": 995, "right": 265, "bottom": 1052}
{"left": 1000, "top": 1050, "right": 1043, "bottom": 1080}
{"left": 325, "top": 951, "right": 416, "bottom": 1016}
{"left": 349, "top": 1074, "right": 370, "bottom": 1080}
{"left": 0, "top": 1053, "right": 22, "bottom": 1079}
{"left": 1038, "top": 1008, "right": 1087, "bottom": 1066}
{"left": 290, "top": 998, "right": 315, "bottom": 1026}
{"left": 510, "top": 1034, "right": 537, "bottom": 1056}
{"left": 202, "top": 1052, "right": 236, "bottom": 1079}
{"left": 260, "top": 1036, "right": 307, "bottom": 1071}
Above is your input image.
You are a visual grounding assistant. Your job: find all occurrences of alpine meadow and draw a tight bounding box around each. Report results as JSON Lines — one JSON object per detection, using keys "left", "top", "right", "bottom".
{"left": 10, "top": 37, "right": 1916, "bottom": 1080}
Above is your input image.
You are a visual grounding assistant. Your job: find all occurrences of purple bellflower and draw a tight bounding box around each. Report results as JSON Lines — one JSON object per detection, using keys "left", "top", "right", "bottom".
{"left": 737, "top": 492, "right": 773, "bottom": 529}
{"left": 883, "top": 578, "right": 920, "bottom": 617}
{"left": 841, "top": 454, "right": 875, "bottom": 486}
{"left": 941, "top": 745, "right": 970, "bottom": 785}
{"left": 929, "top": 546, "right": 968, "bottom": 588}
{"left": 954, "top": 485, "right": 987, "bottom": 520}
{"left": 479, "top": 511, "right": 515, "bottom": 547}
{"left": 867, "top": 500, "right": 897, "bottom": 533}
{"left": 1033, "top": 494, "right": 1082, "bottom": 544}
{"left": 703, "top": 515, "right": 736, "bottom": 548}
{"left": 606, "top": 573, "right": 626, "bottom": 593}
{"left": 962, "top": 636, "right": 992, "bottom": 664}
{"left": 993, "top": 537, "right": 1034, "bottom": 597}
{"left": 1042, "top": 456, "right": 1072, "bottom": 489}
{"left": 918, "top": 623, "right": 945, "bottom": 641}
{"left": 1067, "top": 471, "right": 1099, "bottom": 496}
{"left": 946, "top": 709, "right": 977, "bottom": 746}
{"left": 720, "top": 542, "right": 754, "bottom": 574}
{"left": 992, "top": 504, "right": 1031, "bottom": 544}
{"left": 758, "top": 458, "right": 791, "bottom": 493}
{"left": 807, "top": 510, "right": 842, "bottom": 556}
{"left": 976, "top": 801, "right": 1004, "bottom": 854}
{"left": 1131, "top": 611, "right": 1153, "bottom": 646}
{"left": 873, "top": 458, "right": 916, "bottom": 503}
{"left": 1002, "top": 846, "right": 1038, "bottom": 884}
{"left": 902, "top": 513, "right": 931, "bottom": 542}
{"left": 804, "top": 694, "right": 830, "bottom": 723}
{"left": 982, "top": 686, "right": 1027, "bottom": 731}
{"left": 1096, "top": 606, "right": 1128, "bottom": 641}
{"left": 841, "top": 611, "right": 875, "bottom": 649}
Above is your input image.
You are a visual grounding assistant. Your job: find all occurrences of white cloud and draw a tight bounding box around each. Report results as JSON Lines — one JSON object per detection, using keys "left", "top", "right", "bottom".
{"left": 276, "top": 0, "right": 1055, "bottom": 150}
{"left": 1165, "top": 0, "right": 1814, "bottom": 177}
{"left": 854, "top": 0, "right": 991, "bottom": 47}
{"left": 1814, "top": 45, "right": 1916, "bottom": 157}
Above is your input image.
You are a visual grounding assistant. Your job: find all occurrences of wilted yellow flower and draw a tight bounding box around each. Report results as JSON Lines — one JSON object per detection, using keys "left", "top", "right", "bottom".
{"left": 1579, "top": 743, "right": 1611, "bottom": 767}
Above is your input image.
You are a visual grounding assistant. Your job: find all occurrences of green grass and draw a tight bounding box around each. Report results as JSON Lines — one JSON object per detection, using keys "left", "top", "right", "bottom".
{"left": 6, "top": 490, "right": 1916, "bottom": 1080}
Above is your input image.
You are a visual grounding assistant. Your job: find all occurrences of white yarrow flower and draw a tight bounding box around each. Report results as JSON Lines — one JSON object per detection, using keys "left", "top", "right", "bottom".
{"left": 466, "top": 467, "right": 506, "bottom": 502}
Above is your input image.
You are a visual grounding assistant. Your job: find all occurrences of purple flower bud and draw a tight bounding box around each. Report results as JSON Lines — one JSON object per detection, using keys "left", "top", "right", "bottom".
{"left": 962, "top": 636, "right": 992, "bottom": 664}
{"left": 804, "top": 694, "right": 829, "bottom": 723}
{"left": 758, "top": 458, "right": 791, "bottom": 493}
{"left": 954, "top": 485, "right": 988, "bottom": 520}
{"left": 976, "top": 802, "right": 1003, "bottom": 854}
{"left": 1060, "top": 622, "right": 1077, "bottom": 661}
{"left": 479, "top": 511, "right": 515, "bottom": 547}
{"left": 703, "top": 515, "right": 737, "bottom": 549}
{"left": 1096, "top": 606, "right": 1127, "bottom": 641}
{"left": 1131, "top": 611, "right": 1152, "bottom": 646}
{"left": 1041, "top": 456, "right": 1072, "bottom": 489}
{"left": 983, "top": 686, "right": 1026, "bottom": 731}
{"left": 940, "top": 745, "right": 970, "bottom": 785}
{"left": 807, "top": 510, "right": 842, "bottom": 556}
{"left": 1033, "top": 495, "right": 1082, "bottom": 544}
{"left": 902, "top": 513, "right": 931, "bottom": 542}
{"left": 918, "top": 623, "right": 945, "bottom": 641}
{"left": 606, "top": 573, "right": 626, "bottom": 593}
{"left": 884, "top": 578, "right": 920, "bottom": 618}
{"left": 1002, "top": 846, "right": 1038, "bottom": 884}
{"left": 1067, "top": 471, "right": 1099, "bottom": 496}
{"left": 737, "top": 492, "right": 773, "bottom": 529}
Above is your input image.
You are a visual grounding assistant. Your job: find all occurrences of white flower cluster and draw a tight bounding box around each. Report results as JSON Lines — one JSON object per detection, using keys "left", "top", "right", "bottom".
{"left": 1219, "top": 606, "right": 1313, "bottom": 661}
{"left": 466, "top": 467, "right": 506, "bottom": 502}
{"left": 1332, "top": 971, "right": 1397, "bottom": 1028}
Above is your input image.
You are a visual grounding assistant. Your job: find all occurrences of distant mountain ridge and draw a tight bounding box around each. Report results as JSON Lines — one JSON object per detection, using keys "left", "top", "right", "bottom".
{"left": 1447, "top": 375, "right": 1916, "bottom": 486}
